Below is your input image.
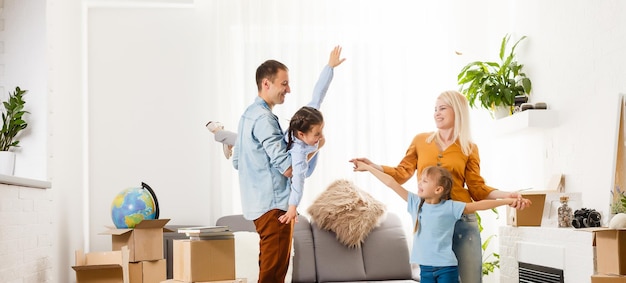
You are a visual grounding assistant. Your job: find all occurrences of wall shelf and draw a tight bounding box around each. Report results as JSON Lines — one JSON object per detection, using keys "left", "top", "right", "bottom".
{"left": 0, "top": 174, "right": 51, "bottom": 189}
{"left": 494, "top": 110, "right": 558, "bottom": 136}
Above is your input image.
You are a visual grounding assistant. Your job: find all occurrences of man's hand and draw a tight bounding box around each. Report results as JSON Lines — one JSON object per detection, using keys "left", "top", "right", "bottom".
{"left": 283, "top": 167, "right": 293, "bottom": 178}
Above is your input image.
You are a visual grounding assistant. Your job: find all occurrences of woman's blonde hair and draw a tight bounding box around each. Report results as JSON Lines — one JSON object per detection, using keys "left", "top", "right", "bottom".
{"left": 427, "top": 90, "right": 473, "bottom": 156}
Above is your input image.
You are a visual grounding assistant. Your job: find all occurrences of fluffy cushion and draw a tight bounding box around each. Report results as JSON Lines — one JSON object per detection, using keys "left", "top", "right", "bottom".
{"left": 233, "top": 231, "right": 293, "bottom": 282}
{"left": 307, "top": 179, "right": 386, "bottom": 248}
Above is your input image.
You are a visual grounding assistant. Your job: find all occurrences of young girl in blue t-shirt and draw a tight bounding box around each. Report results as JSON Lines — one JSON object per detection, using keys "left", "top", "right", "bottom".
{"left": 354, "top": 162, "right": 531, "bottom": 283}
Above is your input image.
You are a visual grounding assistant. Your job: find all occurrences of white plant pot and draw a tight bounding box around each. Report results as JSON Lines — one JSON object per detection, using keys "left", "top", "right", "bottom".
{"left": 0, "top": 151, "right": 16, "bottom": 176}
{"left": 493, "top": 105, "right": 511, "bottom": 119}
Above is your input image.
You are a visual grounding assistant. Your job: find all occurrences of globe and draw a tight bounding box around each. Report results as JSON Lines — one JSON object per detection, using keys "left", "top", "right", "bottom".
{"left": 111, "top": 182, "right": 160, "bottom": 229}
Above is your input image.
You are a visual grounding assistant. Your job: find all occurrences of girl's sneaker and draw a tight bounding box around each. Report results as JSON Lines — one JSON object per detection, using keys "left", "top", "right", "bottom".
{"left": 206, "top": 121, "right": 232, "bottom": 159}
{"left": 206, "top": 121, "right": 224, "bottom": 133}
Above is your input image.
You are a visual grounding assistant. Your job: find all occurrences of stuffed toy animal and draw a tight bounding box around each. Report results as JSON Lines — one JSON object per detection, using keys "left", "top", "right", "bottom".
{"left": 609, "top": 213, "right": 626, "bottom": 229}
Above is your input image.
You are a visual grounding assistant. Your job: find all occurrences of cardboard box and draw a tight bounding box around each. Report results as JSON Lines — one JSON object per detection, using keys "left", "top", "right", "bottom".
{"left": 129, "top": 259, "right": 166, "bottom": 283}
{"left": 73, "top": 246, "right": 129, "bottom": 283}
{"left": 161, "top": 279, "right": 246, "bottom": 283}
{"left": 588, "top": 228, "right": 626, "bottom": 275}
{"left": 173, "top": 238, "right": 235, "bottom": 282}
{"left": 507, "top": 174, "right": 565, "bottom": 227}
{"left": 507, "top": 192, "right": 547, "bottom": 226}
{"left": 101, "top": 219, "right": 172, "bottom": 262}
{"left": 592, "top": 273, "right": 626, "bottom": 283}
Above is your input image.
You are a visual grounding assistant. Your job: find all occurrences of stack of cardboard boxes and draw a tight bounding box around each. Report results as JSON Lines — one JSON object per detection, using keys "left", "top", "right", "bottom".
{"left": 590, "top": 228, "right": 626, "bottom": 282}
{"left": 161, "top": 226, "right": 243, "bottom": 283}
{"left": 72, "top": 219, "right": 171, "bottom": 283}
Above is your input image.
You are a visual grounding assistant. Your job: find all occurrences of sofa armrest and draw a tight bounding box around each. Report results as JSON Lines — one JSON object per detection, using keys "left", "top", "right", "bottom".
{"left": 216, "top": 215, "right": 256, "bottom": 232}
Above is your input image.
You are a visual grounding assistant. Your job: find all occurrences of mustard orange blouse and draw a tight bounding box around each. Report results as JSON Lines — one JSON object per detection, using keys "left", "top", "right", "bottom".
{"left": 381, "top": 132, "right": 495, "bottom": 203}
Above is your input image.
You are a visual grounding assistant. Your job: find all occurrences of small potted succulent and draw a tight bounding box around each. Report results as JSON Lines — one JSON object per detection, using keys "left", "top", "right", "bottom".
{"left": 457, "top": 34, "right": 532, "bottom": 118}
{"left": 0, "top": 86, "right": 28, "bottom": 175}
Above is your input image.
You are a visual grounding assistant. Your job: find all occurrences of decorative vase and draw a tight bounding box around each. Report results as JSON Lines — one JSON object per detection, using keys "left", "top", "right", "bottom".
{"left": 0, "top": 151, "right": 16, "bottom": 175}
{"left": 609, "top": 213, "right": 626, "bottom": 229}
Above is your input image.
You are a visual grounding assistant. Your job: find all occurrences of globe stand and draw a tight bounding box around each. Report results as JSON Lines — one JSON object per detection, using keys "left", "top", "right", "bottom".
{"left": 142, "top": 182, "right": 160, "bottom": 219}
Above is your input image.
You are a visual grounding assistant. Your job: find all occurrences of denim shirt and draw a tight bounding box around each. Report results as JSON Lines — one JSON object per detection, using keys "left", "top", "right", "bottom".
{"left": 233, "top": 97, "right": 292, "bottom": 220}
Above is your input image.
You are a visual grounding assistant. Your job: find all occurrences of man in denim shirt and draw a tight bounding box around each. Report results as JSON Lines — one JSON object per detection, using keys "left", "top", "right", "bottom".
{"left": 232, "top": 59, "right": 294, "bottom": 283}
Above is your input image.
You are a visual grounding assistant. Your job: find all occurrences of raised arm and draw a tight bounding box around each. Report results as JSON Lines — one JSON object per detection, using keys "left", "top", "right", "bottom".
{"left": 464, "top": 198, "right": 532, "bottom": 214}
{"left": 307, "top": 45, "right": 346, "bottom": 109}
{"left": 355, "top": 161, "right": 408, "bottom": 201}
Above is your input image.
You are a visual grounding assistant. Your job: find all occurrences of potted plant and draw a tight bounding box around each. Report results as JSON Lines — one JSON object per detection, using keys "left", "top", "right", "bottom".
{"left": 0, "top": 86, "right": 29, "bottom": 175}
{"left": 457, "top": 34, "right": 532, "bottom": 118}
{"left": 611, "top": 187, "right": 626, "bottom": 214}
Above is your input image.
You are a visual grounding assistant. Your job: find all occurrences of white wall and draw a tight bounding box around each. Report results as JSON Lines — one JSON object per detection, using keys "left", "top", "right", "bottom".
{"left": 0, "top": 0, "right": 47, "bottom": 180}
{"left": 37, "top": 0, "right": 626, "bottom": 282}
{"left": 0, "top": 184, "right": 54, "bottom": 282}
{"left": 0, "top": 0, "right": 52, "bottom": 281}
{"left": 47, "top": 0, "right": 85, "bottom": 282}
{"left": 84, "top": 1, "right": 208, "bottom": 254}
{"left": 516, "top": 1, "right": 626, "bottom": 211}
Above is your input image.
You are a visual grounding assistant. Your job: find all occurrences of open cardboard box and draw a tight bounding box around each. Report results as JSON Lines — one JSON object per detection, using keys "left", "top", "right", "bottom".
{"left": 506, "top": 174, "right": 565, "bottom": 227}
{"left": 507, "top": 191, "right": 547, "bottom": 226}
{"left": 581, "top": 228, "right": 626, "bottom": 275}
{"left": 100, "top": 219, "right": 172, "bottom": 262}
{"left": 72, "top": 246, "right": 129, "bottom": 283}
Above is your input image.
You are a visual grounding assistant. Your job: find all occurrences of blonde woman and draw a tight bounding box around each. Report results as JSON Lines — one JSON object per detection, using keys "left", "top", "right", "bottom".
{"left": 351, "top": 90, "right": 529, "bottom": 283}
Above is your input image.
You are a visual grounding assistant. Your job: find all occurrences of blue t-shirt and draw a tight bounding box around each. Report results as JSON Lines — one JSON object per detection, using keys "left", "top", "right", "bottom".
{"left": 407, "top": 192, "right": 466, "bottom": 266}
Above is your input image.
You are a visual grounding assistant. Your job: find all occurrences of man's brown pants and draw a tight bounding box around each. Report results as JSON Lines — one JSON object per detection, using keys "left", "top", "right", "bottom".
{"left": 253, "top": 209, "right": 294, "bottom": 283}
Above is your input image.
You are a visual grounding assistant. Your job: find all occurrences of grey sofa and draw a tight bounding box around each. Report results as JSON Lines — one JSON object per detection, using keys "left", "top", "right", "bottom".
{"left": 216, "top": 213, "right": 418, "bottom": 283}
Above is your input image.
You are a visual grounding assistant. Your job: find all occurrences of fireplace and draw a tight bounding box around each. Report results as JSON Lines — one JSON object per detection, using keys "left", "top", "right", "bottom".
{"left": 499, "top": 226, "right": 595, "bottom": 282}
{"left": 519, "top": 262, "right": 563, "bottom": 283}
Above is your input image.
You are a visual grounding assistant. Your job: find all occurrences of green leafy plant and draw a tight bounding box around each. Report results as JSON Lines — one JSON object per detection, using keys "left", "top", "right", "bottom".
{"left": 611, "top": 187, "right": 626, "bottom": 214}
{"left": 0, "top": 87, "right": 29, "bottom": 151}
{"left": 457, "top": 34, "right": 532, "bottom": 116}
{"left": 476, "top": 209, "right": 500, "bottom": 276}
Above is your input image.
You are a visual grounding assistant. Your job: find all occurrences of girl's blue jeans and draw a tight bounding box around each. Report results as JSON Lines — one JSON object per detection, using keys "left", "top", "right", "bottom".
{"left": 419, "top": 265, "right": 459, "bottom": 283}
